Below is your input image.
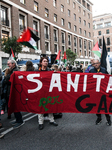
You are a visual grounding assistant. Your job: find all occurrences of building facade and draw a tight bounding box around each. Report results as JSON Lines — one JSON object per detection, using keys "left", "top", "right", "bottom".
{"left": 0, "top": 0, "right": 93, "bottom": 69}
{"left": 93, "top": 13, "right": 112, "bottom": 57}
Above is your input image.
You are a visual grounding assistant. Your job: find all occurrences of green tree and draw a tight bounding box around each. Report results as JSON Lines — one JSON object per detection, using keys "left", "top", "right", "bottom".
{"left": 1, "top": 36, "right": 22, "bottom": 60}
{"left": 66, "top": 49, "right": 77, "bottom": 65}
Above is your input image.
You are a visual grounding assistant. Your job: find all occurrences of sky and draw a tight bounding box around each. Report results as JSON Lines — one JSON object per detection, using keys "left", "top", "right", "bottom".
{"left": 91, "top": 0, "right": 112, "bottom": 16}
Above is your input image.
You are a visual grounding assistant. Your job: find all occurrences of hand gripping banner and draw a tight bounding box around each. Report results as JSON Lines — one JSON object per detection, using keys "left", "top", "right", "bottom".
{"left": 8, "top": 71, "right": 112, "bottom": 115}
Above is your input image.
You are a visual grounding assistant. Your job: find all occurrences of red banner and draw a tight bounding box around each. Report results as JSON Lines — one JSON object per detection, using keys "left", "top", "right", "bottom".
{"left": 8, "top": 71, "right": 112, "bottom": 115}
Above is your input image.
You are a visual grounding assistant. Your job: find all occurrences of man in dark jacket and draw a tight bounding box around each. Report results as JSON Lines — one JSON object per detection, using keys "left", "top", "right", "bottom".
{"left": 89, "top": 59, "right": 111, "bottom": 126}
{"left": 6, "top": 60, "right": 24, "bottom": 129}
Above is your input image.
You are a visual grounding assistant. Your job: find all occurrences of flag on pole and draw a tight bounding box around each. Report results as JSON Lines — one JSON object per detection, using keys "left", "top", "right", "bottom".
{"left": 92, "top": 41, "right": 101, "bottom": 58}
{"left": 55, "top": 50, "right": 61, "bottom": 65}
{"left": 63, "top": 51, "right": 67, "bottom": 67}
{"left": 10, "top": 48, "right": 15, "bottom": 60}
{"left": 101, "top": 36, "right": 111, "bottom": 74}
{"left": 17, "top": 28, "right": 40, "bottom": 50}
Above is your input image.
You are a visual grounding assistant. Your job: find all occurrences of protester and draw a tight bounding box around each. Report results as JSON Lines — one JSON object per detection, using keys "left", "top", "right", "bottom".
{"left": 85, "top": 58, "right": 94, "bottom": 73}
{"left": 26, "top": 61, "right": 35, "bottom": 71}
{"left": 2, "top": 68, "right": 11, "bottom": 116}
{"left": 53, "top": 64, "right": 63, "bottom": 119}
{"left": 89, "top": 59, "right": 111, "bottom": 125}
{"left": 38, "top": 57, "right": 58, "bottom": 130}
{"left": 6, "top": 60, "right": 24, "bottom": 129}
{"left": 0, "top": 68, "right": 4, "bottom": 138}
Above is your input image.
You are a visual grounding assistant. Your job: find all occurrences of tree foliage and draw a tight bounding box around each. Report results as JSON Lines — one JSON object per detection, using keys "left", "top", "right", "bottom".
{"left": 1, "top": 36, "right": 22, "bottom": 60}
{"left": 66, "top": 49, "right": 77, "bottom": 65}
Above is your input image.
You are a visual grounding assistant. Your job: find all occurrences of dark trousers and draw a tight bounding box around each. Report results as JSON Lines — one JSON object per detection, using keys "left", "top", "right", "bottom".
{"left": 96, "top": 114, "right": 111, "bottom": 121}
{"left": 14, "top": 112, "right": 23, "bottom": 123}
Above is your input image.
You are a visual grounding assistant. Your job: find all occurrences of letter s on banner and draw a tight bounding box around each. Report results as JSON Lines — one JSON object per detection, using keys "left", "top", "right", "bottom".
{"left": 27, "top": 74, "right": 42, "bottom": 93}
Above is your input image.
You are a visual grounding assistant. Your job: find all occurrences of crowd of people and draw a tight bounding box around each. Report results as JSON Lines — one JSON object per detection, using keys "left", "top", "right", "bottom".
{"left": 0, "top": 57, "right": 111, "bottom": 139}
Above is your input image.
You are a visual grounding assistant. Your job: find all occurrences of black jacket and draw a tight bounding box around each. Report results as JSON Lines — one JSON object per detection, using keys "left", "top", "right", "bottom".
{"left": 89, "top": 66, "right": 108, "bottom": 74}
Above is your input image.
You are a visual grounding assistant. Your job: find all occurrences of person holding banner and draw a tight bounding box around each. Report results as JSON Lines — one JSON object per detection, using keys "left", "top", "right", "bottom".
{"left": 38, "top": 57, "right": 58, "bottom": 130}
{"left": 6, "top": 60, "right": 24, "bottom": 129}
{"left": 89, "top": 59, "right": 111, "bottom": 126}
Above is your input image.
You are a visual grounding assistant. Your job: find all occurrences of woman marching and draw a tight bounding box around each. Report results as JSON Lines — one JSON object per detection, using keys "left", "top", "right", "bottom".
{"left": 37, "top": 57, "right": 58, "bottom": 130}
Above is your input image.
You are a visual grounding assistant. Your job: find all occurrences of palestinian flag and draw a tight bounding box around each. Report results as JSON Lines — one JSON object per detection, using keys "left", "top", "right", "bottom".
{"left": 9, "top": 48, "right": 15, "bottom": 60}
{"left": 92, "top": 42, "right": 101, "bottom": 58}
{"left": 17, "top": 28, "right": 40, "bottom": 50}
{"left": 55, "top": 50, "right": 61, "bottom": 65}
{"left": 63, "top": 51, "right": 67, "bottom": 67}
{"left": 101, "top": 36, "right": 111, "bottom": 74}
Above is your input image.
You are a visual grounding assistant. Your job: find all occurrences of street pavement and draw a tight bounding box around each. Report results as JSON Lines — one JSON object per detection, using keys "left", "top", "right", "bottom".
{"left": 0, "top": 112, "right": 112, "bottom": 150}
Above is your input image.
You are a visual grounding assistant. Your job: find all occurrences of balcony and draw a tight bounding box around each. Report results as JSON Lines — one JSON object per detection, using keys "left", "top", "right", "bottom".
{"left": 1, "top": 19, "right": 9, "bottom": 27}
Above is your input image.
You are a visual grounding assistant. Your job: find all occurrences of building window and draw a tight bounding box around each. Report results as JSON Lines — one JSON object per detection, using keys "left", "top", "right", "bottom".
{"left": 78, "top": 0, "right": 81, "bottom": 3}
{"left": 84, "top": 20, "right": 86, "bottom": 26}
{"left": 74, "top": 14, "right": 76, "bottom": 20}
{"left": 74, "top": 37, "right": 77, "bottom": 47}
{"left": 61, "top": 18, "right": 64, "bottom": 26}
{"left": 54, "top": 29, "right": 58, "bottom": 42}
{"left": 107, "top": 38, "right": 110, "bottom": 45}
{"left": 68, "top": 9, "right": 70, "bottom": 17}
{"left": 19, "top": 14, "right": 25, "bottom": 31}
{"left": 20, "top": 0, "right": 25, "bottom": 4}
{"left": 54, "top": 14, "right": 57, "bottom": 22}
{"left": 79, "top": 50, "right": 82, "bottom": 56}
{"left": 74, "top": 25, "right": 77, "bottom": 32}
{"left": 68, "top": 22, "right": 71, "bottom": 29}
{"left": 99, "top": 39, "right": 102, "bottom": 47}
{"left": 61, "top": 4, "right": 64, "bottom": 12}
{"left": 88, "top": 13, "right": 90, "bottom": 19}
{"left": 107, "top": 48, "right": 110, "bottom": 52}
{"left": 83, "top": 10, "right": 86, "bottom": 16}
{"left": 73, "top": 2, "right": 76, "bottom": 9}
{"left": 53, "top": 0, "right": 57, "bottom": 7}
{"left": 98, "top": 31, "right": 101, "bottom": 35}
{"left": 82, "top": 0, "right": 86, "bottom": 7}
{"left": 88, "top": 23, "right": 90, "bottom": 28}
{"left": 78, "top": 6, "right": 81, "bottom": 12}
{"left": 97, "top": 24, "right": 103, "bottom": 29}
{"left": 74, "top": 49, "right": 77, "bottom": 54}
{"left": 33, "top": 21, "right": 39, "bottom": 36}
{"left": 61, "top": 32, "right": 65, "bottom": 44}
{"left": 67, "top": 0, "right": 70, "bottom": 4}
{"left": 84, "top": 40, "right": 87, "bottom": 49}
{"left": 2, "top": 30, "right": 9, "bottom": 39}
{"left": 45, "top": 41, "right": 49, "bottom": 51}
{"left": 68, "top": 35, "right": 71, "bottom": 45}
{"left": 34, "top": 1, "right": 38, "bottom": 12}
{"left": 79, "top": 17, "right": 81, "bottom": 24}
{"left": 84, "top": 30, "right": 86, "bottom": 36}
{"left": 79, "top": 28, "right": 82, "bottom": 34}
{"left": 54, "top": 44, "right": 58, "bottom": 52}
{"left": 89, "top": 51, "right": 91, "bottom": 57}
{"left": 79, "top": 39, "right": 82, "bottom": 48}
{"left": 45, "top": 8, "right": 49, "bottom": 17}
{"left": 88, "top": 41, "right": 91, "bottom": 50}
{"left": 84, "top": 50, "right": 87, "bottom": 57}
{"left": 1, "top": 6, "right": 9, "bottom": 26}
{"left": 44, "top": 25, "right": 49, "bottom": 39}
{"left": 88, "top": 32, "right": 91, "bottom": 37}
{"left": 105, "top": 22, "right": 111, "bottom": 27}
{"left": 62, "top": 46, "right": 65, "bottom": 54}
{"left": 87, "top": 3, "right": 90, "bottom": 10}
{"left": 106, "top": 29, "right": 110, "bottom": 34}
